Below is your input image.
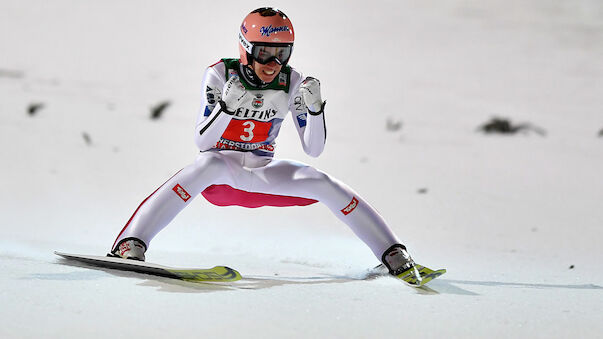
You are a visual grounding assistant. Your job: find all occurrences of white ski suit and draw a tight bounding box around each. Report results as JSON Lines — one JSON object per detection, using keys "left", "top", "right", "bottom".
{"left": 112, "top": 59, "right": 401, "bottom": 262}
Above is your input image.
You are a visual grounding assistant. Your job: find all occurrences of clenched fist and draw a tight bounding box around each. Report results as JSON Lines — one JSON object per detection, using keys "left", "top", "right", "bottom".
{"left": 300, "top": 77, "right": 324, "bottom": 114}
{"left": 222, "top": 76, "right": 250, "bottom": 111}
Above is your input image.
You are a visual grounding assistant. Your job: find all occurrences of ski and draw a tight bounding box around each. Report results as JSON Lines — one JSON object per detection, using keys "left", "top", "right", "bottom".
{"left": 54, "top": 251, "right": 242, "bottom": 282}
{"left": 396, "top": 264, "right": 446, "bottom": 287}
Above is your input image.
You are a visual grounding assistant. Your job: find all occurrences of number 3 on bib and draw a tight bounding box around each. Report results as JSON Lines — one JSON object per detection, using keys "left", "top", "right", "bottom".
{"left": 222, "top": 119, "right": 272, "bottom": 143}
{"left": 240, "top": 121, "right": 255, "bottom": 141}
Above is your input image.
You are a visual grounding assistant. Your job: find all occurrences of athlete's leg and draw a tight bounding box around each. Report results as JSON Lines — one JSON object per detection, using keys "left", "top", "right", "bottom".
{"left": 248, "top": 158, "right": 401, "bottom": 261}
{"left": 111, "top": 151, "right": 246, "bottom": 252}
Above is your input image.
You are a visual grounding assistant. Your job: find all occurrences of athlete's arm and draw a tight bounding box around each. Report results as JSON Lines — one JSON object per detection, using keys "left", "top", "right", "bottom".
{"left": 194, "top": 63, "right": 248, "bottom": 151}
{"left": 289, "top": 73, "right": 327, "bottom": 157}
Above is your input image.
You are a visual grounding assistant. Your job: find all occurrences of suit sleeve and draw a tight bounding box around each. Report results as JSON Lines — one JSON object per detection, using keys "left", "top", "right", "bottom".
{"left": 288, "top": 71, "right": 326, "bottom": 157}
{"left": 194, "top": 62, "right": 234, "bottom": 151}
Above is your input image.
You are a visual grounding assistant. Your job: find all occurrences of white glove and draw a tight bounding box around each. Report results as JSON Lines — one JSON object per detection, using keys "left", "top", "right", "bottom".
{"left": 221, "top": 76, "right": 249, "bottom": 112}
{"left": 300, "top": 77, "right": 324, "bottom": 114}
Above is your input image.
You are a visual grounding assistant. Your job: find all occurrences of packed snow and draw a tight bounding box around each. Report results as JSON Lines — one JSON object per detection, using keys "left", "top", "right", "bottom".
{"left": 1, "top": 0, "right": 602, "bottom": 338}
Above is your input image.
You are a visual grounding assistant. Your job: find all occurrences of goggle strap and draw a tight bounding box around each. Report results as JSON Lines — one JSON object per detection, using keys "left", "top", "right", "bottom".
{"left": 238, "top": 31, "right": 253, "bottom": 54}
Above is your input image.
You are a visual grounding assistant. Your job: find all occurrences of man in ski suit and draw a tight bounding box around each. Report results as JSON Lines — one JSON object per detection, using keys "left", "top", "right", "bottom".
{"left": 110, "top": 7, "right": 419, "bottom": 281}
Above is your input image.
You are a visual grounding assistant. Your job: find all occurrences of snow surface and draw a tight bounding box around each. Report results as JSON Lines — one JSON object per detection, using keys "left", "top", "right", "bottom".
{"left": 1, "top": 0, "right": 602, "bottom": 338}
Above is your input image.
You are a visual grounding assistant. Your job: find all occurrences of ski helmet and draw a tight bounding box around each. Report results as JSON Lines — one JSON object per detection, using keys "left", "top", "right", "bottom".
{"left": 239, "top": 7, "right": 295, "bottom": 66}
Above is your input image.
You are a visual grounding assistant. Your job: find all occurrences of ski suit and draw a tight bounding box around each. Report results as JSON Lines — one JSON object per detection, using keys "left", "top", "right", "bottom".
{"left": 112, "top": 59, "right": 401, "bottom": 261}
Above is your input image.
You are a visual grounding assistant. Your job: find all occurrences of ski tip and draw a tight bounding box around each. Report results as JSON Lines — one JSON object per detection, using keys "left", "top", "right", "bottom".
{"left": 395, "top": 264, "right": 447, "bottom": 287}
{"left": 212, "top": 266, "right": 242, "bottom": 281}
{"left": 170, "top": 266, "right": 242, "bottom": 282}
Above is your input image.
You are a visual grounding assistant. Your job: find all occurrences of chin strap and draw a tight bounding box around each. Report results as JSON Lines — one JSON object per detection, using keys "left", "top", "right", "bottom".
{"left": 239, "top": 64, "right": 268, "bottom": 89}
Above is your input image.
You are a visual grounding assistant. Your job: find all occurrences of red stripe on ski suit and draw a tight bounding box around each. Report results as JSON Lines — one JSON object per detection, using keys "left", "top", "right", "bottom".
{"left": 111, "top": 169, "right": 184, "bottom": 250}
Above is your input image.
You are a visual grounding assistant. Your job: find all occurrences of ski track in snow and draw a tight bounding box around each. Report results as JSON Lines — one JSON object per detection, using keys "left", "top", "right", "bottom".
{"left": 1, "top": 0, "right": 602, "bottom": 338}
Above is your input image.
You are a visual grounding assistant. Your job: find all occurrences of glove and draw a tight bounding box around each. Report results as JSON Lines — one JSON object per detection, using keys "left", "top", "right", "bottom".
{"left": 221, "top": 76, "right": 249, "bottom": 112}
{"left": 300, "top": 77, "right": 325, "bottom": 114}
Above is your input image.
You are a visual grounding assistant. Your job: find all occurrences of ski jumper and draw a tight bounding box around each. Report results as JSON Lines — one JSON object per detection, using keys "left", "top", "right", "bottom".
{"left": 112, "top": 59, "right": 401, "bottom": 260}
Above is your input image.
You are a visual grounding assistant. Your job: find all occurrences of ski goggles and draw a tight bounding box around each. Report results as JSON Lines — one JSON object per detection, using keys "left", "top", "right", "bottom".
{"left": 251, "top": 44, "right": 293, "bottom": 65}
{"left": 239, "top": 31, "right": 293, "bottom": 65}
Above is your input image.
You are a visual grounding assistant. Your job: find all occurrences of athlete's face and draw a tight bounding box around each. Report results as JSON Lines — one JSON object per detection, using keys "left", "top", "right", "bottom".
{"left": 251, "top": 60, "right": 282, "bottom": 83}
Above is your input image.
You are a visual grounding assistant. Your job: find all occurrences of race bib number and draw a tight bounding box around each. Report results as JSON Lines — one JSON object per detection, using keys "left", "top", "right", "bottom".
{"left": 222, "top": 119, "right": 272, "bottom": 143}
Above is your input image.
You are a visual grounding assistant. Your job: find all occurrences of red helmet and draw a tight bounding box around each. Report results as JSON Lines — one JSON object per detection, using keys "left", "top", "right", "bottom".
{"left": 239, "top": 8, "right": 295, "bottom": 66}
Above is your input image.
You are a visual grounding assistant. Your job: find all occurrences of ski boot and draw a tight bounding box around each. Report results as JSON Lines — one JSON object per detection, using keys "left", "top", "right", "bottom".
{"left": 108, "top": 238, "right": 147, "bottom": 261}
{"left": 382, "top": 244, "right": 421, "bottom": 286}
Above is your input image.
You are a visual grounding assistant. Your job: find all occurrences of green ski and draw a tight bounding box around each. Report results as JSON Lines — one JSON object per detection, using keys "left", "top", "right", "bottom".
{"left": 55, "top": 251, "right": 241, "bottom": 282}
{"left": 396, "top": 264, "right": 446, "bottom": 286}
